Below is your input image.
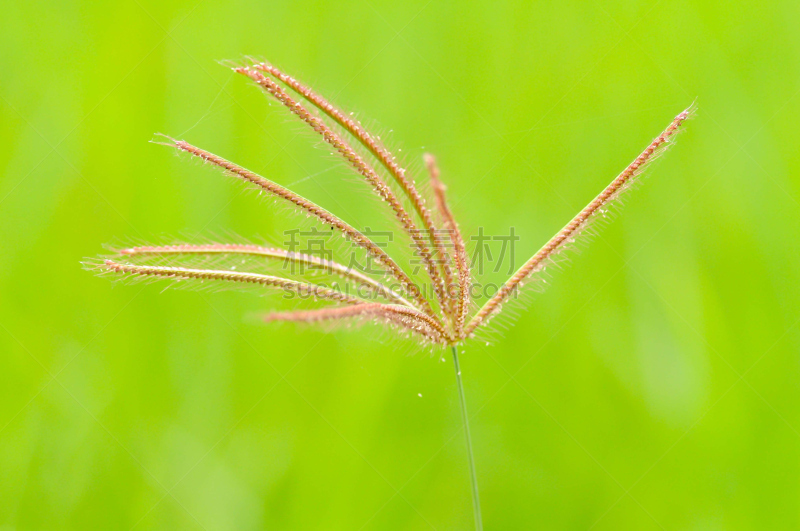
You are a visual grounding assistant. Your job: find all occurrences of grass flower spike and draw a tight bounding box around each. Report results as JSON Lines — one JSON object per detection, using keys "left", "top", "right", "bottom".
{"left": 88, "top": 59, "right": 692, "bottom": 531}
{"left": 91, "top": 62, "right": 692, "bottom": 344}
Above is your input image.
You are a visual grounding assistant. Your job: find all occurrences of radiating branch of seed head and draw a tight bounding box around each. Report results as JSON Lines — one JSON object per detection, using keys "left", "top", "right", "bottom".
{"left": 101, "top": 260, "right": 363, "bottom": 304}
{"left": 465, "top": 104, "right": 694, "bottom": 337}
{"left": 233, "top": 66, "right": 450, "bottom": 318}
{"left": 425, "top": 154, "right": 472, "bottom": 339}
{"left": 119, "top": 243, "right": 412, "bottom": 307}
{"left": 251, "top": 61, "right": 456, "bottom": 311}
{"left": 161, "top": 137, "right": 433, "bottom": 315}
{"left": 262, "top": 303, "right": 450, "bottom": 344}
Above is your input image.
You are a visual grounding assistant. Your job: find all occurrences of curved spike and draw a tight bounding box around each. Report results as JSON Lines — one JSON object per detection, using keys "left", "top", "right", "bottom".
{"left": 119, "top": 243, "right": 413, "bottom": 307}
{"left": 160, "top": 137, "right": 433, "bottom": 315}
{"left": 100, "top": 260, "right": 363, "bottom": 304}
{"left": 263, "top": 303, "right": 451, "bottom": 344}
{"left": 252, "top": 62, "right": 456, "bottom": 310}
{"left": 233, "top": 66, "right": 450, "bottom": 318}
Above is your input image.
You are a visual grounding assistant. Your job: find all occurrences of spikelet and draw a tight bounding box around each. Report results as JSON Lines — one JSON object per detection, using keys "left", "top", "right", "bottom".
{"left": 117, "top": 243, "right": 412, "bottom": 306}
{"left": 425, "top": 154, "right": 471, "bottom": 338}
{"left": 464, "top": 104, "right": 694, "bottom": 337}
{"left": 99, "top": 259, "right": 362, "bottom": 304}
{"left": 263, "top": 303, "right": 447, "bottom": 344}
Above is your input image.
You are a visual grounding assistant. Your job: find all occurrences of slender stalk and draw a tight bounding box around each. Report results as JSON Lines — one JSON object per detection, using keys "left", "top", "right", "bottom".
{"left": 452, "top": 346, "right": 483, "bottom": 530}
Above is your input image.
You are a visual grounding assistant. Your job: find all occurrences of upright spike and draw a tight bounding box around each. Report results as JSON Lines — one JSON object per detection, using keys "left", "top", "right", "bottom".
{"left": 465, "top": 105, "right": 694, "bottom": 336}
{"left": 426, "top": 154, "right": 471, "bottom": 338}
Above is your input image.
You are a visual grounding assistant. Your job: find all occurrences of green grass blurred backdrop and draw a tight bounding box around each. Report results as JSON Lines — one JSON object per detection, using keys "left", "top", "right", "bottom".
{"left": 2, "top": 0, "right": 800, "bottom": 529}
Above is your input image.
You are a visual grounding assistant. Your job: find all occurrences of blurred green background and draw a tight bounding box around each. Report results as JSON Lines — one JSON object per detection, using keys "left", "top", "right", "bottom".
{"left": 2, "top": 0, "right": 799, "bottom": 529}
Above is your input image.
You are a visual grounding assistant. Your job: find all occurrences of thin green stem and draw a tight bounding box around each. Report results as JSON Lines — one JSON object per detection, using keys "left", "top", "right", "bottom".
{"left": 452, "top": 345, "right": 483, "bottom": 530}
